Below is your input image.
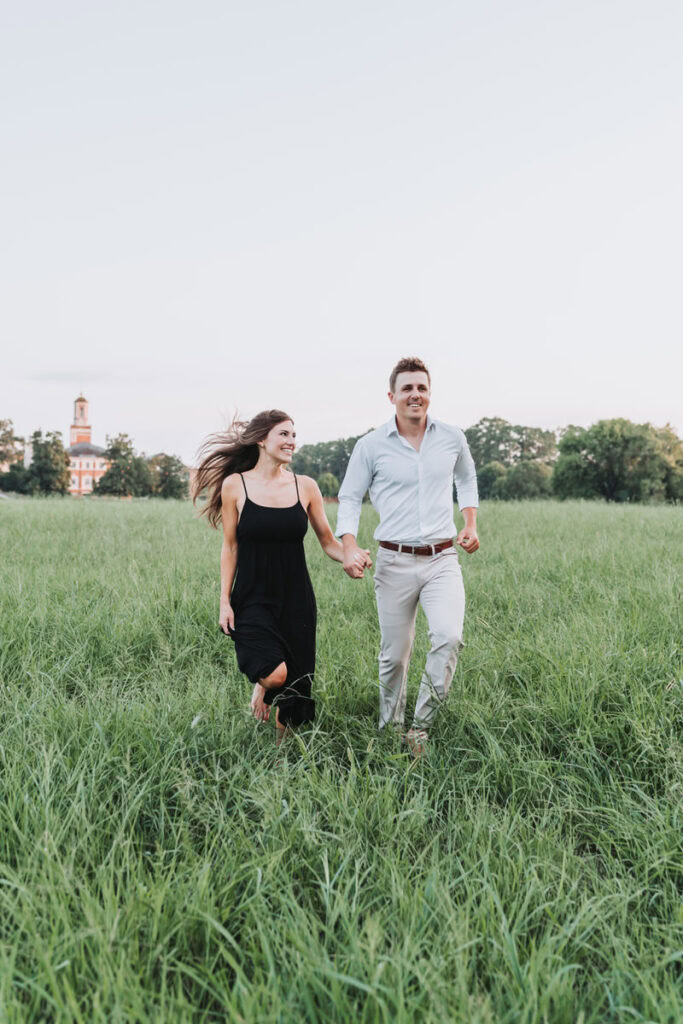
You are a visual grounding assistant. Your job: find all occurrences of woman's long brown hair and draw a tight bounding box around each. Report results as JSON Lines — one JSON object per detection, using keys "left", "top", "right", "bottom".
{"left": 193, "top": 410, "right": 293, "bottom": 528}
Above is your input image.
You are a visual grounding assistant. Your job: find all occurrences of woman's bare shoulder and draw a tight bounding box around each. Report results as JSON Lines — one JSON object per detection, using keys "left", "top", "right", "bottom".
{"left": 294, "top": 473, "right": 318, "bottom": 493}
{"left": 221, "top": 473, "right": 243, "bottom": 499}
{"left": 294, "top": 475, "right": 322, "bottom": 505}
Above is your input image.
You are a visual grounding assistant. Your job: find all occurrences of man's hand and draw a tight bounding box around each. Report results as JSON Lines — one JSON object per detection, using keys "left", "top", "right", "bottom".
{"left": 342, "top": 537, "right": 373, "bottom": 578}
{"left": 456, "top": 526, "right": 479, "bottom": 553}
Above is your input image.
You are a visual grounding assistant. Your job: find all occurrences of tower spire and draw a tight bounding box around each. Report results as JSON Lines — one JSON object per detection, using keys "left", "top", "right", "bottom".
{"left": 70, "top": 395, "right": 91, "bottom": 446}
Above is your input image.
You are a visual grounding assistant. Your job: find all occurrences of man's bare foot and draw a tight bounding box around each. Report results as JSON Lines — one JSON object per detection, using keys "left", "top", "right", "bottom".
{"left": 251, "top": 684, "right": 270, "bottom": 722}
{"left": 403, "top": 728, "right": 428, "bottom": 758}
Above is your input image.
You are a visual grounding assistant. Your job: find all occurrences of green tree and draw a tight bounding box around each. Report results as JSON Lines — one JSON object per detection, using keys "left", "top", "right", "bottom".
{"left": 95, "top": 434, "right": 152, "bottom": 496}
{"left": 0, "top": 419, "right": 23, "bottom": 466}
{"left": 466, "top": 418, "right": 557, "bottom": 468}
{"left": 27, "top": 430, "right": 70, "bottom": 494}
{"left": 510, "top": 425, "right": 557, "bottom": 464}
{"left": 149, "top": 454, "right": 188, "bottom": 499}
{"left": 0, "top": 462, "right": 31, "bottom": 493}
{"left": 553, "top": 419, "right": 676, "bottom": 502}
{"left": 317, "top": 472, "right": 339, "bottom": 497}
{"left": 551, "top": 451, "right": 598, "bottom": 500}
{"left": 131, "top": 456, "right": 154, "bottom": 496}
{"left": 477, "top": 461, "right": 508, "bottom": 499}
{"left": 465, "top": 418, "right": 515, "bottom": 467}
{"left": 499, "top": 460, "right": 552, "bottom": 499}
{"left": 292, "top": 431, "right": 371, "bottom": 483}
{"left": 655, "top": 424, "right": 683, "bottom": 502}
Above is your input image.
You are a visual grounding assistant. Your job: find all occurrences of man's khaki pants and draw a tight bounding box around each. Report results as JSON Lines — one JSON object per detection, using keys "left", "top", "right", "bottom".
{"left": 373, "top": 546, "right": 465, "bottom": 731}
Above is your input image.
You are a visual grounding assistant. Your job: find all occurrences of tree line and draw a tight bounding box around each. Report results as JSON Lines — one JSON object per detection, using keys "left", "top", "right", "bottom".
{"left": 291, "top": 431, "right": 371, "bottom": 497}
{"left": 0, "top": 420, "right": 187, "bottom": 498}
{"left": 92, "top": 435, "right": 187, "bottom": 498}
{"left": 292, "top": 417, "right": 682, "bottom": 503}
{"left": 3, "top": 415, "right": 680, "bottom": 503}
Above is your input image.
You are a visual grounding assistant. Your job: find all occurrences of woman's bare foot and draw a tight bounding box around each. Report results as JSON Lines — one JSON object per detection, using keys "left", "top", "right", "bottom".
{"left": 275, "top": 706, "right": 289, "bottom": 746}
{"left": 251, "top": 684, "right": 270, "bottom": 722}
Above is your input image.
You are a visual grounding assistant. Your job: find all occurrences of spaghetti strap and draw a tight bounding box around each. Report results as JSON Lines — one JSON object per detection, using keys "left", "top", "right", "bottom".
{"left": 239, "top": 473, "right": 248, "bottom": 498}
{"left": 293, "top": 473, "right": 300, "bottom": 503}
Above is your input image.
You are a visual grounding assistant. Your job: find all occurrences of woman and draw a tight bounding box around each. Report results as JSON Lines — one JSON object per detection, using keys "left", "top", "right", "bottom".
{"left": 194, "top": 410, "right": 371, "bottom": 743}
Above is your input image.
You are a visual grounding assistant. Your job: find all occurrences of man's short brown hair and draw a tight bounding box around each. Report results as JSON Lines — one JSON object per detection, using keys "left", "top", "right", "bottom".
{"left": 389, "top": 357, "right": 431, "bottom": 393}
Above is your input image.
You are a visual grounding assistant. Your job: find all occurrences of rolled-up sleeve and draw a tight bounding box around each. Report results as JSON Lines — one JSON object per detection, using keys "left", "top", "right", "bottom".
{"left": 454, "top": 433, "right": 479, "bottom": 510}
{"left": 336, "top": 438, "right": 373, "bottom": 537}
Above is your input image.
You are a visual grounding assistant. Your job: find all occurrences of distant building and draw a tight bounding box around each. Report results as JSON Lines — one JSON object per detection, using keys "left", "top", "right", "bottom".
{"left": 67, "top": 396, "right": 109, "bottom": 495}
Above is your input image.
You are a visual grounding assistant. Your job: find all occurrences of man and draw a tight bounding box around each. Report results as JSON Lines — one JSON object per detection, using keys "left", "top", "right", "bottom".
{"left": 336, "top": 357, "right": 479, "bottom": 755}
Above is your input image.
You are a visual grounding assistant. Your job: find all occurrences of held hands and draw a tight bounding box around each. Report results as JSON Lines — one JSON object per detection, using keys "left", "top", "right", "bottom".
{"left": 456, "top": 527, "right": 480, "bottom": 554}
{"left": 343, "top": 545, "right": 373, "bottom": 579}
{"left": 219, "top": 599, "right": 235, "bottom": 634}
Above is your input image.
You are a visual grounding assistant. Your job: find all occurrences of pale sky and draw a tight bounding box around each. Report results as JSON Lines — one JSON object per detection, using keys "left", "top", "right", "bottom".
{"left": 2, "top": 1, "right": 681, "bottom": 464}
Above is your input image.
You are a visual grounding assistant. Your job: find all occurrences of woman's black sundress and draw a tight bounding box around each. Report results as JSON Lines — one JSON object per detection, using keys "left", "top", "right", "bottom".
{"left": 227, "top": 473, "right": 316, "bottom": 727}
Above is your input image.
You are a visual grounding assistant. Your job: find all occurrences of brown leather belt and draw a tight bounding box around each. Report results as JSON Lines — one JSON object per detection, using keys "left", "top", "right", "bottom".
{"left": 379, "top": 539, "right": 453, "bottom": 556}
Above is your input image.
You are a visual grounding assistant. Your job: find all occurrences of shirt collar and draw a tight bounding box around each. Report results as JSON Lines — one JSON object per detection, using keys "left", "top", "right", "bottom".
{"left": 386, "top": 414, "right": 435, "bottom": 436}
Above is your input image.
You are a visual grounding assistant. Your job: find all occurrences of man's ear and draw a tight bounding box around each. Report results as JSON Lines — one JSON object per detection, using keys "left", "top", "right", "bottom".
{"left": 388, "top": 391, "right": 395, "bottom": 405}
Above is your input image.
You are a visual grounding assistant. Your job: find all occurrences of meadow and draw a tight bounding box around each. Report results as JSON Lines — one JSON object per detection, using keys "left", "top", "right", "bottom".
{"left": 0, "top": 497, "right": 681, "bottom": 1023}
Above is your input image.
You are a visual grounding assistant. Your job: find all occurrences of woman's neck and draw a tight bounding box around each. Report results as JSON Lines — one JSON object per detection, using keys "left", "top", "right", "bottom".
{"left": 250, "top": 456, "right": 289, "bottom": 481}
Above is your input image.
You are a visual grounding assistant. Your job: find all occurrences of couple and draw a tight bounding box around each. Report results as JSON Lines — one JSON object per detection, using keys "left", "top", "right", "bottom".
{"left": 194, "top": 357, "right": 479, "bottom": 754}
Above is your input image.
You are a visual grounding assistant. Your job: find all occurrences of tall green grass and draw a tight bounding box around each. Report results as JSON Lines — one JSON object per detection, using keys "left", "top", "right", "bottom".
{"left": 0, "top": 497, "right": 681, "bottom": 1022}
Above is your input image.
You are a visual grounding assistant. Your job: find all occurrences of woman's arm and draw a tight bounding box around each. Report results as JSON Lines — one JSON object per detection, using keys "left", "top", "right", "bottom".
{"left": 219, "top": 476, "right": 240, "bottom": 632}
{"left": 302, "top": 477, "right": 371, "bottom": 569}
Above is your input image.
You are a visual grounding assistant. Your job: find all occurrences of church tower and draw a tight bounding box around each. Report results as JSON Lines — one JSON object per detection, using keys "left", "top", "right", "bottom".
{"left": 70, "top": 394, "right": 92, "bottom": 446}
{"left": 66, "top": 395, "right": 108, "bottom": 495}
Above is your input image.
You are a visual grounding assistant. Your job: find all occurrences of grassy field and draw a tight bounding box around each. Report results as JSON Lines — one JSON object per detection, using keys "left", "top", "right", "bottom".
{"left": 0, "top": 497, "right": 681, "bottom": 1023}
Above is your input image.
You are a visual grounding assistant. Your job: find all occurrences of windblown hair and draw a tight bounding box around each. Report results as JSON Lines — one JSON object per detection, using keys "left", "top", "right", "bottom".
{"left": 389, "top": 357, "right": 431, "bottom": 393}
{"left": 193, "top": 409, "right": 292, "bottom": 528}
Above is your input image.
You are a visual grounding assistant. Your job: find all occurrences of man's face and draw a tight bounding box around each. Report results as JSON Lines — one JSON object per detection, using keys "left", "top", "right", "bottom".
{"left": 389, "top": 371, "right": 431, "bottom": 421}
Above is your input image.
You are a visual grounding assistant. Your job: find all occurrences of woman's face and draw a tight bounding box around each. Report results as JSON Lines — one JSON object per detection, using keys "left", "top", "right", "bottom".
{"left": 261, "top": 420, "right": 296, "bottom": 464}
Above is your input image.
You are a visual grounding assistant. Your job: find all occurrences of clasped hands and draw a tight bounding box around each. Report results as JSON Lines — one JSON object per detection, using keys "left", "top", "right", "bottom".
{"left": 342, "top": 544, "right": 373, "bottom": 579}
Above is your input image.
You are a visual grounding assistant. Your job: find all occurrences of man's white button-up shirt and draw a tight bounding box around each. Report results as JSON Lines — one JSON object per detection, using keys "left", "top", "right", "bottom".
{"left": 335, "top": 415, "right": 479, "bottom": 544}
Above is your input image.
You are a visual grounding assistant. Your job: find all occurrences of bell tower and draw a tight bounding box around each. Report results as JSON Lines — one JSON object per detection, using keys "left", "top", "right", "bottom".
{"left": 70, "top": 395, "right": 92, "bottom": 446}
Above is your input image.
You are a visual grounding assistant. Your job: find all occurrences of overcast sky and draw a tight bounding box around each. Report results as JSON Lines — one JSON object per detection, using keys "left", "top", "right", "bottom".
{"left": 2, "top": 0, "right": 681, "bottom": 463}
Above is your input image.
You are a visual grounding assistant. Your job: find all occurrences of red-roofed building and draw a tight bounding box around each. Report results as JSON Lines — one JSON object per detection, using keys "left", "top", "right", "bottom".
{"left": 67, "top": 396, "right": 109, "bottom": 494}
